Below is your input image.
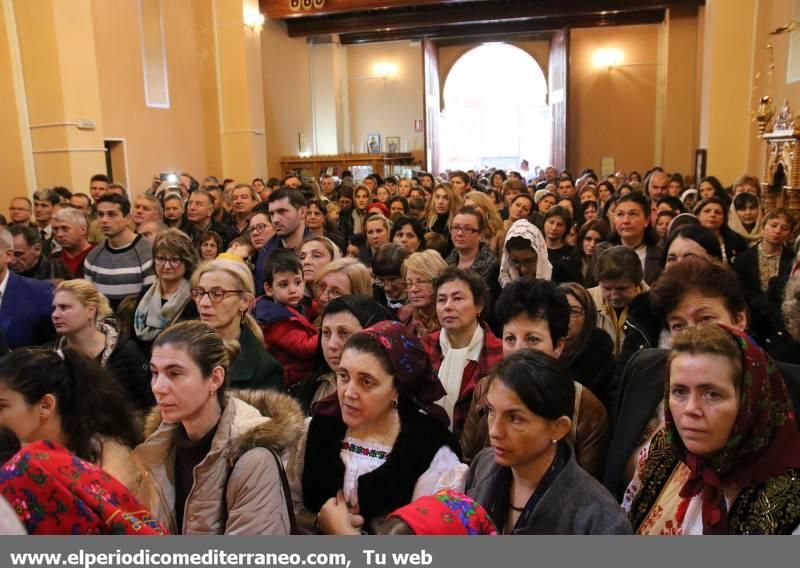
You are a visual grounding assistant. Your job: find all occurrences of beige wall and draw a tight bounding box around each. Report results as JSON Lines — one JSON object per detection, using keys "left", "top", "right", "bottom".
{"left": 569, "top": 24, "right": 660, "bottom": 175}
{"left": 262, "top": 19, "right": 313, "bottom": 177}
{"left": 0, "top": 1, "right": 28, "bottom": 202}
{"left": 345, "top": 40, "right": 424, "bottom": 154}
{"left": 747, "top": 0, "right": 800, "bottom": 180}
{"left": 92, "top": 0, "right": 221, "bottom": 196}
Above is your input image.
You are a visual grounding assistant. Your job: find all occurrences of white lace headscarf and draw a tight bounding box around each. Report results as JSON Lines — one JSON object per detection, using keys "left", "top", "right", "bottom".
{"left": 498, "top": 219, "right": 552, "bottom": 287}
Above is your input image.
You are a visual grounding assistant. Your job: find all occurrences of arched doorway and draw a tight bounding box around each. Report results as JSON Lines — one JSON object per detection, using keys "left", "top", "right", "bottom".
{"left": 440, "top": 43, "right": 551, "bottom": 172}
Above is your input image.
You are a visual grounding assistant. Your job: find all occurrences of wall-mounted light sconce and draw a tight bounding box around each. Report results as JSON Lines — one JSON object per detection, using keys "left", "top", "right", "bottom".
{"left": 244, "top": 8, "right": 265, "bottom": 32}
{"left": 373, "top": 62, "right": 397, "bottom": 78}
{"left": 592, "top": 48, "right": 624, "bottom": 70}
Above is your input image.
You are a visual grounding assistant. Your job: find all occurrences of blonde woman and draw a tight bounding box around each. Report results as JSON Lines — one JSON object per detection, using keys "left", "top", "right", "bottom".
{"left": 313, "top": 257, "right": 373, "bottom": 313}
{"left": 191, "top": 259, "right": 283, "bottom": 391}
{"left": 424, "top": 183, "right": 462, "bottom": 241}
{"left": 397, "top": 250, "right": 448, "bottom": 338}
{"left": 464, "top": 190, "right": 506, "bottom": 258}
{"left": 52, "top": 280, "right": 152, "bottom": 410}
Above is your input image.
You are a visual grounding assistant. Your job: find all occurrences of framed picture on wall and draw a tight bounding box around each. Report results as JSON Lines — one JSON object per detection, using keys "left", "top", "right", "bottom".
{"left": 366, "top": 133, "right": 381, "bottom": 154}
{"left": 695, "top": 149, "right": 707, "bottom": 184}
{"left": 385, "top": 136, "right": 400, "bottom": 153}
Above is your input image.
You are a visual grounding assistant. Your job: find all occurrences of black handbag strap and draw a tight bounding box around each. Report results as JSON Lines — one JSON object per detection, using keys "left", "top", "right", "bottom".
{"left": 269, "top": 448, "right": 298, "bottom": 535}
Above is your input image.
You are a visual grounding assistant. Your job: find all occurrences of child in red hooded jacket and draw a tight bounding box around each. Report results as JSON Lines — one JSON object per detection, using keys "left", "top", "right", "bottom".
{"left": 253, "top": 249, "right": 319, "bottom": 386}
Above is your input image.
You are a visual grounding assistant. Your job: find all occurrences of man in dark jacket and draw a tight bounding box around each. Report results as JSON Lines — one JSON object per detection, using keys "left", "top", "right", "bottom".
{"left": 8, "top": 225, "right": 70, "bottom": 282}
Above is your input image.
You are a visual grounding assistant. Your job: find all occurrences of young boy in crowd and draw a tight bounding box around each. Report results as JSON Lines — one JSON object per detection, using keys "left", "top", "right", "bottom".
{"left": 588, "top": 246, "right": 648, "bottom": 357}
{"left": 253, "top": 249, "right": 318, "bottom": 386}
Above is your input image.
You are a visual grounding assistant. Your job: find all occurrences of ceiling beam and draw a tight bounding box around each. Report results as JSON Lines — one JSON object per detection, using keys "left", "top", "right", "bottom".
{"left": 285, "top": 0, "right": 702, "bottom": 38}
{"left": 262, "top": 0, "right": 487, "bottom": 21}
{"left": 339, "top": 9, "right": 667, "bottom": 44}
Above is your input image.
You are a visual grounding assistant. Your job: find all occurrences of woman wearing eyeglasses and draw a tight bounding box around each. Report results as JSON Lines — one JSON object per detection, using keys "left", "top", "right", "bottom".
{"left": 191, "top": 259, "right": 283, "bottom": 391}
{"left": 398, "top": 250, "right": 448, "bottom": 339}
{"left": 52, "top": 280, "right": 153, "bottom": 410}
{"left": 132, "top": 229, "right": 200, "bottom": 356}
{"left": 246, "top": 212, "right": 275, "bottom": 252}
{"left": 558, "top": 282, "right": 616, "bottom": 412}
{"left": 446, "top": 206, "right": 499, "bottom": 283}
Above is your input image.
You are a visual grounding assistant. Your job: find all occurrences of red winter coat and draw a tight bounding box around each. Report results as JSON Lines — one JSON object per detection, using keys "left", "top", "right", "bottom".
{"left": 254, "top": 298, "right": 319, "bottom": 386}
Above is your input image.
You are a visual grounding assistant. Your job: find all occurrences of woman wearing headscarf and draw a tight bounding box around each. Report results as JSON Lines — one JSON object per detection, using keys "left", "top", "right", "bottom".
{"left": 286, "top": 321, "right": 468, "bottom": 533}
{"left": 289, "top": 295, "right": 392, "bottom": 415}
{"left": 1, "top": 440, "right": 167, "bottom": 535}
{"left": 728, "top": 192, "right": 763, "bottom": 246}
{"left": 498, "top": 219, "right": 552, "bottom": 287}
{"left": 624, "top": 323, "right": 800, "bottom": 534}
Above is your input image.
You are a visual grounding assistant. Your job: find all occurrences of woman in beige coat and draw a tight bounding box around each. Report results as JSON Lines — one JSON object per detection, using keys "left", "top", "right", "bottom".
{"left": 132, "top": 321, "right": 304, "bottom": 535}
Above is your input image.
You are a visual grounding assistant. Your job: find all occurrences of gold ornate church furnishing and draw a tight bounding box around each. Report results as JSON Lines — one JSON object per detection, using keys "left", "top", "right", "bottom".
{"left": 757, "top": 98, "right": 800, "bottom": 221}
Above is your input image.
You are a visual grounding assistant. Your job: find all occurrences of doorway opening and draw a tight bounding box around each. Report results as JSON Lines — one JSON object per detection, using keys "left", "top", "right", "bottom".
{"left": 440, "top": 42, "right": 550, "bottom": 172}
{"left": 104, "top": 139, "right": 129, "bottom": 191}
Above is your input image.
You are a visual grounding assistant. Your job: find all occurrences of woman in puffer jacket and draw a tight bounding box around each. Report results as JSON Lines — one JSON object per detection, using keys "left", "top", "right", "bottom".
{"left": 131, "top": 321, "right": 304, "bottom": 535}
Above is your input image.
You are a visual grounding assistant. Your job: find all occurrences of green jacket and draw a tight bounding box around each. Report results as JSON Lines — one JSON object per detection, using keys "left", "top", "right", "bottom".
{"left": 229, "top": 324, "right": 284, "bottom": 391}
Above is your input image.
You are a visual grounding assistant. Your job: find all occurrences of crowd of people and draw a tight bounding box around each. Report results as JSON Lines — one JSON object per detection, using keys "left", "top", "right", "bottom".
{"left": 0, "top": 164, "right": 799, "bottom": 535}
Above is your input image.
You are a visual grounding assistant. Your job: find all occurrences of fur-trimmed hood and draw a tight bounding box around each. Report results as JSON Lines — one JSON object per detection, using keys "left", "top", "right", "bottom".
{"left": 141, "top": 388, "right": 304, "bottom": 462}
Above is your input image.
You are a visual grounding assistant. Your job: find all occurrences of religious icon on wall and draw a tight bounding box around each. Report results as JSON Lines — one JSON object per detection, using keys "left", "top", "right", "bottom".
{"left": 385, "top": 137, "right": 400, "bottom": 153}
{"left": 367, "top": 133, "right": 381, "bottom": 154}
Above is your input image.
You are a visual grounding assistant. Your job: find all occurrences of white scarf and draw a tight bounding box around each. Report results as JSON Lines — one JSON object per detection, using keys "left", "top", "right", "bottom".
{"left": 499, "top": 219, "right": 552, "bottom": 287}
{"left": 438, "top": 325, "right": 485, "bottom": 430}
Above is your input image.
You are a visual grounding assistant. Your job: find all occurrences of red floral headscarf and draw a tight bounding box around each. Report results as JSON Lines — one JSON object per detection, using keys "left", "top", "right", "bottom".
{"left": 388, "top": 490, "right": 497, "bottom": 535}
{"left": 664, "top": 324, "right": 800, "bottom": 534}
{"left": 0, "top": 440, "right": 167, "bottom": 535}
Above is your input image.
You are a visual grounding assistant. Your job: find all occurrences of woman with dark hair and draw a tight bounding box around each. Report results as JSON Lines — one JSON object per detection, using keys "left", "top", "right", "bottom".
{"left": 581, "top": 200, "right": 599, "bottom": 224}
{"left": 694, "top": 197, "right": 748, "bottom": 263}
{"left": 287, "top": 321, "right": 467, "bottom": 533}
{"left": 559, "top": 282, "right": 616, "bottom": 410}
{"left": 388, "top": 195, "right": 409, "bottom": 218}
{"left": 625, "top": 323, "right": 800, "bottom": 534}
{"left": 423, "top": 268, "right": 502, "bottom": 437}
{"left": 728, "top": 192, "right": 763, "bottom": 244}
{"left": 698, "top": 175, "right": 729, "bottom": 204}
{"left": 133, "top": 229, "right": 199, "bottom": 354}
{"left": 336, "top": 185, "right": 356, "bottom": 241}
{"left": 198, "top": 230, "right": 223, "bottom": 261}
{"left": 578, "top": 219, "right": 610, "bottom": 288}
{"left": 504, "top": 194, "right": 535, "bottom": 229}
{"left": 390, "top": 215, "right": 426, "bottom": 253}
{"left": 490, "top": 170, "right": 507, "bottom": 192}
{"left": 543, "top": 206, "right": 582, "bottom": 284}
{"left": 466, "top": 350, "right": 631, "bottom": 534}
{"left": 0, "top": 347, "right": 142, "bottom": 489}
{"left": 306, "top": 199, "right": 345, "bottom": 251}
{"left": 290, "top": 295, "right": 391, "bottom": 415}
{"left": 598, "top": 192, "right": 662, "bottom": 285}
{"left": 134, "top": 321, "right": 304, "bottom": 534}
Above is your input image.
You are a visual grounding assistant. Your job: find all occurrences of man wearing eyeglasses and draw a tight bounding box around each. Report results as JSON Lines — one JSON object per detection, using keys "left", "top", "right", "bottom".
{"left": 181, "top": 189, "right": 233, "bottom": 249}
{"left": 254, "top": 188, "right": 312, "bottom": 294}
